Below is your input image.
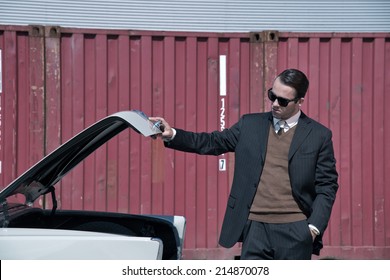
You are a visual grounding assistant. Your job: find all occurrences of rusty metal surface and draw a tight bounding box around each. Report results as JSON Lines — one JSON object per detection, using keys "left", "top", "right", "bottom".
{"left": 0, "top": 26, "right": 45, "bottom": 204}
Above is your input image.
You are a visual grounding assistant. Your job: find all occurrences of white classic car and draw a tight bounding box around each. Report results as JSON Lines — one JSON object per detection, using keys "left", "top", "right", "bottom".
{"left": 0, "top": 111, "right": 186, "bottom": 260}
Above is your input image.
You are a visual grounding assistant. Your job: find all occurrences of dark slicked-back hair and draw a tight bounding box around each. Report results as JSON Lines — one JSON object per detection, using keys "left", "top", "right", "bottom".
{"left": 277, "top": 69, "right": 309, "bottom": 99}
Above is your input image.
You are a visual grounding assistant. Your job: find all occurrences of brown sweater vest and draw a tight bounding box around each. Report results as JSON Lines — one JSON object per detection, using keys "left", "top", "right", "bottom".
{"left": 248, "top": 125, "right": 306, "bottom": 223}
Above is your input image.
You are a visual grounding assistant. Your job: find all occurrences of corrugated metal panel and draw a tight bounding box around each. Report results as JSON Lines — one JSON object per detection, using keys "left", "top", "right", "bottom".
{"left": 1, "top": 0, "right": 390, "bottom": 32}
{"left": 41, "top": 27, "right": 264, "bottom": 254}
{"left": 1, "top": 25, "right": 390, "bottom": 259}
{"left": 274, "top": 32, "right": 390, "bottom": 259}
{"left": 0, "top": 26, "right": 45, "bottom": 202}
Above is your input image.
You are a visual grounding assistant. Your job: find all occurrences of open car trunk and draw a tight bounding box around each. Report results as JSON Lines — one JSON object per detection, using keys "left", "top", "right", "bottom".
{"left": 0, "top": 111, "right": 185, "bottom": 260}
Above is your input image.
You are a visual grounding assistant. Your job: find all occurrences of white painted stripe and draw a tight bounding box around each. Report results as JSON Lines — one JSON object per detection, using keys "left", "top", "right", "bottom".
{"left": 219, "top": 55, "right": 226, "bottom": 97}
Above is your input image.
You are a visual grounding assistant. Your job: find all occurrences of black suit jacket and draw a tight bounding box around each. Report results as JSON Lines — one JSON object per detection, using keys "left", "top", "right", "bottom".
{"left": 165, "top": 111, "right": 339, "bottom": 255}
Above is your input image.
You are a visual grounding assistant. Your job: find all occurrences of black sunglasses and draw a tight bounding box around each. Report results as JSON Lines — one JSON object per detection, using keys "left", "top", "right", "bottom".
{"left": 268, "top": 88, "right": 300, "bottom": 107}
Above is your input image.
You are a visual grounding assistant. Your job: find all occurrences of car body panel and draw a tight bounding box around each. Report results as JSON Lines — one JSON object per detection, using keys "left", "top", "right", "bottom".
{"left": 0, "top": 228, "right": 163, "bottom": 260}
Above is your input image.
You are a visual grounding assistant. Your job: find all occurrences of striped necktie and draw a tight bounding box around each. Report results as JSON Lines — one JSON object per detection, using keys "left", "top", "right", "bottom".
{"left": 277, "top": 120, "right": 287, "bottom": 135}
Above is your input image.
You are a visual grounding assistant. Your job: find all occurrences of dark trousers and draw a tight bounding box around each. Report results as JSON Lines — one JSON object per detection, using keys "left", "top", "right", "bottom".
{"left": 240, "top": 219, "right": 313, "bottom": 260}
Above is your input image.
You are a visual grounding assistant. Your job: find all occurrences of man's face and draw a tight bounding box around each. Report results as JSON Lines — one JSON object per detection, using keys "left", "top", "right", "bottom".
{"left": 270, "top": 77, "right": 304, "bottom": 120}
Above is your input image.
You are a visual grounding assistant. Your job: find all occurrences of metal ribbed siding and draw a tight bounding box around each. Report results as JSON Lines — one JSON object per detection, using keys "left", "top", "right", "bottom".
{"left": 0, "top": 26, "right": 45, "bottom": 202}
{"left": 273, "top": 33, "right": 390, "bottom": 258}
{"left": 3, "top": 27, "right": 261, "bottom": 254}
{"left": 55, "top": 30, "right": 261, "bottom": 253}
{"left": 1, "top": 25, "right": 390, "bottom": 259}
{"left": 1, "top": 0, "right": 390, "bottom": 32}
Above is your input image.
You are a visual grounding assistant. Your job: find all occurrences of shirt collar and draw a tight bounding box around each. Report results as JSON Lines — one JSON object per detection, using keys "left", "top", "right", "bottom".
{"left": 273, "top": 110, "right": 301, "bottom": 128}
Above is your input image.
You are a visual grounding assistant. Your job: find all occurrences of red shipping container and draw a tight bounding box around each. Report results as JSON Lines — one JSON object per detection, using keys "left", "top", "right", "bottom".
{"left": 0, "top": 25, "right": 389, "bottom": 259}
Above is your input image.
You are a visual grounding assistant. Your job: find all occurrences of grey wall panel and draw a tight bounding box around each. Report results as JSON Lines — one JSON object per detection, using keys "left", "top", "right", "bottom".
{"left": 1, "top": 0, "right": 389, "bottom": 32}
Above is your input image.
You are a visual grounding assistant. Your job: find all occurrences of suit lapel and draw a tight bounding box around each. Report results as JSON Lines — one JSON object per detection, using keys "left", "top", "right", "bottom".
{"left": 288, "top": 112, "right": 312, "bottom": 160}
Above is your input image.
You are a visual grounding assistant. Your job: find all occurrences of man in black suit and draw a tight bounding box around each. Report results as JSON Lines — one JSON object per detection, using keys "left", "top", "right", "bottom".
{"left": 150, "top": 69, "right": 339, "bottom": 259}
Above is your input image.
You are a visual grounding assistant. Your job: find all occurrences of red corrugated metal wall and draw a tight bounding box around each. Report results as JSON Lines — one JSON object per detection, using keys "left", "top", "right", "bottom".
{"left": 0, "top": 26, "right": 45, "bottom": 204}
{"left": 1, "top": 25, "right": 389, "bottom": 259}
{"left": 51, "top": 29, "right": 263, "bottom": 257}
{"left": 272, "top": 33, "right": 390, "bottom": 259}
